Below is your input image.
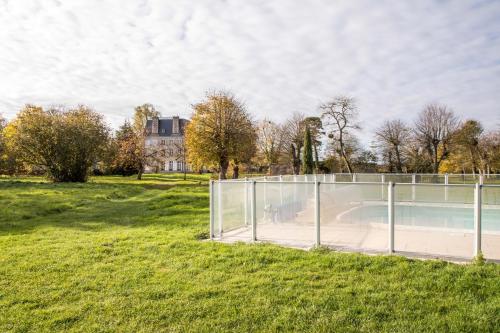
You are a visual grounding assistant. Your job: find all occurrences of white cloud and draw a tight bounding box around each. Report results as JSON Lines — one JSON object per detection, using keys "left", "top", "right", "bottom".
{"left": 0, "top": 0, "right": 499, "bottom": 143}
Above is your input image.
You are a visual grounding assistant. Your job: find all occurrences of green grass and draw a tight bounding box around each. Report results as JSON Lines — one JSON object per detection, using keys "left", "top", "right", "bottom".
{"left": 0, "top": 174, "right": 499, "bottom": 332}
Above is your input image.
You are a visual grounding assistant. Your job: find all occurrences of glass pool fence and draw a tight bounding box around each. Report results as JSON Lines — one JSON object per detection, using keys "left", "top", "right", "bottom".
{"left": 210, "top": 174, "right": 500, "bottom": 261}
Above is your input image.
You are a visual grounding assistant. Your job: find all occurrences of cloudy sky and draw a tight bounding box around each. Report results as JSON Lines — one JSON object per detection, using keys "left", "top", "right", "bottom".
{"left": 1, "top": 0, "right": 499, "bottom": 144}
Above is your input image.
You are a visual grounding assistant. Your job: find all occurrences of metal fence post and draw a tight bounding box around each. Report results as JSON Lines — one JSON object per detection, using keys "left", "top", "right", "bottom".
{"left": 315, "top": 180, "right": 320, "bottom": 247}
{"left": 209, "top": 180, "right": 214, "bottom": 240}
{"left": 479, "top": 174, "right": 484, "bottom": 185}
{"left": 251, "top": 180, "right": 257, "bottom": 241}
{"left": 412, "top": 174, "right": 416, "bottom": 201}
{"left": 263, "top": 176, "right": 267, "bottom": 206}
{"left": 474, "top": 183, "right": 482, "bottom": 257}
{"left": 218, "top": 180, "right": 223, "bottom": 238}
{"left": 293, "top": 174, "right": 297, "bottom": 211}
{"left": 445, "top": 173, "right": 449, "bottom": 202}
{"left": 279, "top": 175, "right": 283, "bottom": 206}
{"left": 388, "top": 182, "right": 395, "bottom": 253}
{"left": 381, "top": 174, "right": 385, "bottom": 200}
{"left": 244, "top": 177, "right": 249, "bottom": 226}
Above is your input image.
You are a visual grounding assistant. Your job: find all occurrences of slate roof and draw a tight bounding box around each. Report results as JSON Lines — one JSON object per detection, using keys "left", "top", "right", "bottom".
{"left": 145, "top": 117, "right": 189, "bottom": 137}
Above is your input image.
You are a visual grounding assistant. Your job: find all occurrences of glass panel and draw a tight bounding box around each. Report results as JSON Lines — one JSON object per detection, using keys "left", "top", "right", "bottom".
{"left": 320, "top": 183, "right": 388, "bottom": 252}
{"left": 447, "top": 174, "right": 475, "bottom": 184}
{"left": 218, "top": 182, "right": 248, "bottom": 237}
{"left": 255, "top": 181, "right": 314, "bottom": 246}
{"left": 394, "top": 184, "right": 474, "bottom": 258}
{"left": 483, "top": 175, "right": 500, "bottom": 185}
{"left": 482, "top": 186, "right": 500, "bottom": 260}
{"left": 384, "top": 174, "right": 413, "bottom": 183}
{"left": 334, "top": 173, "right": 353, "bottom": 182}
{"left": 417, "top": 174, "right": 445, "bottom": 183}
{"left": 213, "top": 182, "right": 220, "bottom": 237}
{"left": 356, "top": 174, "right": 382, "bottom": 182}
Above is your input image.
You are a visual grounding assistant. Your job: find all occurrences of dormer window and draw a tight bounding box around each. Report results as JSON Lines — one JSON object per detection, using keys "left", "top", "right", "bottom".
{"left": 172, "top": 116, "right": 179, "bottom": 134}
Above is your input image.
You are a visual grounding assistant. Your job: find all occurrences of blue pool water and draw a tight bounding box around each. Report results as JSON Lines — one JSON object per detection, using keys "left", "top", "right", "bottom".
{"left": 343, "top": 205, "right": 500, "bottom": 231}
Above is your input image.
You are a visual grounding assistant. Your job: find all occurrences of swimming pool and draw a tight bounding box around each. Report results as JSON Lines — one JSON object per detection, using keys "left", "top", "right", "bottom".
{"left": 337, "top": 204, "right": 500, "bottom": 232}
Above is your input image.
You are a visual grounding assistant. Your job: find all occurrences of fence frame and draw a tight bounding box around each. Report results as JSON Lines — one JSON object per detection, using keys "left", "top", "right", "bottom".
{"left": 211, "top": 174, "right": 500, "bottom": 260}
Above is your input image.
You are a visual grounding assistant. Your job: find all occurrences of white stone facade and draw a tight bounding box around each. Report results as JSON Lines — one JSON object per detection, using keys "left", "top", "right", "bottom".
{"left": 144, "top": 116, "right": 190, "bottom": 173}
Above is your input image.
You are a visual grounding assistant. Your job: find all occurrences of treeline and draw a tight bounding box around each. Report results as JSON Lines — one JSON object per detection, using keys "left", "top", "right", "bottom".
{"left": 251, "top": 97, "right": 500, "bottom": 177}
{"left": 0, "top": 104, "right": 163, "bottom": 182}
{"left": 1, "top": 91, "right": 499, "bottom": 182}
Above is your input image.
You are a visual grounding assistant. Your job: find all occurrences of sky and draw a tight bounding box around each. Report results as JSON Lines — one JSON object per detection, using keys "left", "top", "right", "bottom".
{"left": 1, "top": 0, "right": 500, "bottom": 145}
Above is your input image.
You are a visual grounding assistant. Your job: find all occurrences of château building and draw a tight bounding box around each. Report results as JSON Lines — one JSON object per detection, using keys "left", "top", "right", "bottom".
{"left": 144, "top": 116, "right": 190, "bottom": 173}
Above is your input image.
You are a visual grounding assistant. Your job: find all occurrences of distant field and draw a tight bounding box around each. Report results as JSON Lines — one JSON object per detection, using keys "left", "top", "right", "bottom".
{"left": 0, "top": 174, "right": 499, "bottom": 332}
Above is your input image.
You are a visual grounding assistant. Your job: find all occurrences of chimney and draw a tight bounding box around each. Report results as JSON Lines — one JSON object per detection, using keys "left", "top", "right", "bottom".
{"left": 172, "top": 116, "right": 179, "bottom": 134}
{"left": 152, "top": 117, "right": 159, "bottom": 135}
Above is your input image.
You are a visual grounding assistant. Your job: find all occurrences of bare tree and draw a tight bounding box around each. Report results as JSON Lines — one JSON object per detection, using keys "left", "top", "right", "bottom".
{"left": 320, "top": 96, "right": 360, "bottom": 174}
{"left": 374, "top": 119, "right": 411, "bottom": 172}
{"left": 415, "top": 104, "right": 459, "bottom": 173}
{"left": 282, "top": 112, "right": 306, "bottom": 175}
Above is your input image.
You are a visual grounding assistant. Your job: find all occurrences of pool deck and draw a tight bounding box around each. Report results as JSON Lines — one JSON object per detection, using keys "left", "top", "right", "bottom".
{"left": 219, "top": 222, "right": 500, "bottom": 262}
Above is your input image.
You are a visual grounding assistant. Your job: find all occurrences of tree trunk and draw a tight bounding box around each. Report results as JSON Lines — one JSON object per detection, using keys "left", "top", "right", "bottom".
{"left": 232, "top": 164, "right": 239, "bottom": 179}
{"left": 313, "top": 142, "right": 319, "bottom": 173}
{"left": 219, "top": 158, "right": 229, "bottom": 180}
{"left": 339, "top": 143, "right": 353, "bottom": 174}
{"left": 469, "top": 147, "right": 477, "bottom": 174}
{"left": 394, "top": 146, "right": 403, "bottom": 173}
{"left": 137, "top": 162, "right": 143, "bottom": 180}
{"left": 432, "top": 144, "right": 439, "bottom": 173}
{"left": 291, "top": 144, "right": 301, "bottom": 175}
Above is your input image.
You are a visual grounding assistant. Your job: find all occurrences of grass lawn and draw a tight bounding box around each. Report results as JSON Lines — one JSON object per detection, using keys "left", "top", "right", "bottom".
{"left": 0, "top": 174, "right": 499, "bottom": 332}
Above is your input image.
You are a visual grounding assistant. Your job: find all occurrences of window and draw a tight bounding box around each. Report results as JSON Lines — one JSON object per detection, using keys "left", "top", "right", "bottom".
{"left": 177, "top": 161, "right": 182, "bottom": 171}
{"left": 168, "top": 161, "right": 173, "bottom": 171}
{"left": 161, "top": 140, "right": 165, "bottom": 145}
{"left": 161, "top": 128, "right": 165, "bottom": 133}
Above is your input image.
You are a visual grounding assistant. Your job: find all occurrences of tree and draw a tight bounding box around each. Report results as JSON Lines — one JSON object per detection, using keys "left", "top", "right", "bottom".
{"left": 478, "top": 130, "right": 500, "bottom": 174}
{"left": 0, "top": 114, "right": 5, "bottom": 172}
{"left": 452, "top": 120, "right": 483, "bottom": 174}
{"left": 320, "top": 96, "right": 360, "bottom": 174}
{"left": 282, "top": 112, "right": 306, "bottom": 175}
{"left": 133, "top": 103, "right": 161, "bottom": 180}
{"left": 374, "top": 119, "right": 411, "bottom": 172}
{"left": 415, "top": 104, "right": 458, "bottom": 173}
{"left": 113, "top": 121, "right": 141, "bottom": 176}
{"left": 185, "top": 91, "right": 256, "bottom": 179}
{"left": 303, "top": 125, "right": 314, "bottom": 174}
{"left": 5, "top": 105, "right": 109, "bottom": 182}
{"left": 303, "top": 117, "right": 323, "bottom": 172}
{"left": 353, "top": 149, "right": 378, "bottom": 172}
{"left": 255, "top": 119, "right": 285, "bottom": 174}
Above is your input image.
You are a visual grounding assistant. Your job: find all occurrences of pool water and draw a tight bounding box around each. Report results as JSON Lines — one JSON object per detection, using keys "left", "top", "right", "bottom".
{"left": 343, "top": 205, "right": 500, "bottom": 231}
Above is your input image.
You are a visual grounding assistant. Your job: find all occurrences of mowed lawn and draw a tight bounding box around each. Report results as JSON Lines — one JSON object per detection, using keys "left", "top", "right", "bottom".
{"left": 0, "top": 175, "right": 499, "bottom": 332}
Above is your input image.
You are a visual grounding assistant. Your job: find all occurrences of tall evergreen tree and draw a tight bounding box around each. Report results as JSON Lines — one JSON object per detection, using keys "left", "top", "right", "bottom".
{"left": 303, "top": 125, "right": 314, "bottom": 174}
